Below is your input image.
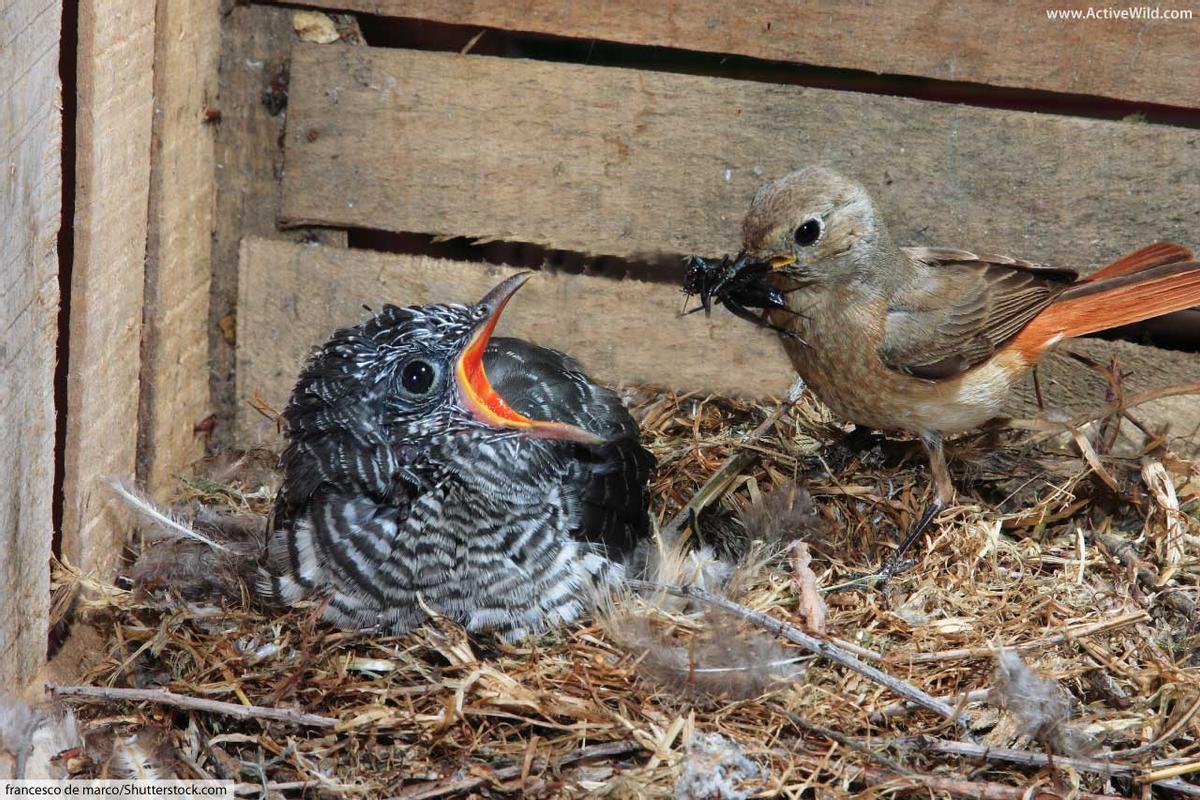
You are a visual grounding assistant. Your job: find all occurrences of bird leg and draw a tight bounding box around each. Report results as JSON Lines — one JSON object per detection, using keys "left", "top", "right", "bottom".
{"left": 880, "top": 432, "right": 952, "bottom": 578}
{"left": 827, "top": 433, "right": 953, "bottom": 590}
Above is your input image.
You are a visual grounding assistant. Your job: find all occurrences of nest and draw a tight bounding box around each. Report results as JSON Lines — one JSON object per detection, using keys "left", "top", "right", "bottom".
{"left": 39, "top": 386, "right": 1200, "bottom": 798}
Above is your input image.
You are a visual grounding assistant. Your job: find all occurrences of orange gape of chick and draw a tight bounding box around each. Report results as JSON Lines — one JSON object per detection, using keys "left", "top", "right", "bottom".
{"left": 738, "top": 166, "right": 1200, "bottom": 573}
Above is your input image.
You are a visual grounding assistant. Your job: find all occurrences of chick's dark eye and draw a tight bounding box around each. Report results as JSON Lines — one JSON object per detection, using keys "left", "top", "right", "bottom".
{"left": 794, "top": 218, "right": 823, "bottom": 246}
{"left": 400, "top": 360, "right": 436, "bottom": 395}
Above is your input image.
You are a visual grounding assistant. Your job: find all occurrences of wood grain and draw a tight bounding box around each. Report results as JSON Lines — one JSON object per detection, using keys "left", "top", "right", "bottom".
{"left": 209, "top": 5, "right": 349, "bottom": 450}
{"left": 280, "top": 45, "right": 1199, "bottom": 270}
{"left": 234, "top": 238, "right": 791, "bottom": 440}
{"left": 236, "top": 239, "right": 1200, "bottom": 457}
{"left": 273, "top": 0, "right": 1199, "bottom": 109}
{"left": 139, "top": 0, "right": 220, "bottom": 495}
{"left": 1, "top": 0, "right": 62, "bottom": 685}
{"left": 63, "top": 0, "right": 156, "bottom": 577}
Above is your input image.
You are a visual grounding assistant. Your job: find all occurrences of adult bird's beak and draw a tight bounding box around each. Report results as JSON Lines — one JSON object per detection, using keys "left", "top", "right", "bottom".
{"left": 456, "top": 273, "right": 605, "bottom": 445}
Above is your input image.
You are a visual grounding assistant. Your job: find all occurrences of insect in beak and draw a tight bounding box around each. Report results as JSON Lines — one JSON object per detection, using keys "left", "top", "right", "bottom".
{"left": 457, "top": 273, "right": 604, "bottom": 445}
{"left": 679, "top": 252, "right": 810, "bottom": 345}
{"left": 702, "top": 251, "right": 751, "bottom": 313}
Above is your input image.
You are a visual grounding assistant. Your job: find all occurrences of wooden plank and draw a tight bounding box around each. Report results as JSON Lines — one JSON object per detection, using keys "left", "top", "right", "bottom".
{"left": 209, "top": 4, "right": 349, "bottom": 450}
{"left": 235, "top": 238, "right": 791, "bottom": 440}
{"left": 1, "top": 0, "right": 62, "bottom": 685}
{"left": 280, "top": 46, "right": 1200, "bottom": 270}
{"left": 275, "top": 0, "right": 1199, "bottom": 109}
{"left": 139, "top": 0, "right": 220, "bottom": 495}
{"left": 63, "top": 0, "right": 156, "bottom": 576}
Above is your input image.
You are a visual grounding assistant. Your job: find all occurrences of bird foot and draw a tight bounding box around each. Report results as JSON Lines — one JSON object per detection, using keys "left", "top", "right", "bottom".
{"left": 823, "top": 500, "right": 942, "bottom": 593}
{"left": 879, "top": 555, "right": 918, "bottom": 579}
{"left": 824, "top": 556, "right": 918, "bottom": 593}
{"left": 892, "top": 500, "right": 943, "bottom": 566}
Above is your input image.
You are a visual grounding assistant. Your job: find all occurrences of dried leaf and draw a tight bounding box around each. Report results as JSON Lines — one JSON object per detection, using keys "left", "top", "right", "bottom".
{"left": 790, "top": 542, "right": 826, "bottom": 634}
{"left": 1141, "top": 457, "right": 1188, "bottom": 581}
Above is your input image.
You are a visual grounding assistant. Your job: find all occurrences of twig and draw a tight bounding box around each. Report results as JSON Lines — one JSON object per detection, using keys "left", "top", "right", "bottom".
{"left": 781, "top": 709, "right": 913, "bottom": 775}
{"left": 886, "top": 609, "right": 1147, "bottom": 664}
{"left": 1138, "top": 759, "right": 1200, "bottom": 785}
{"left": 829, "top": 636, "right": 885, "bottom": 662}
{"left": 844, "top": 760, "right": 1130, "bottom": 800}
{"left": 909, "top": 736, "right": 1135, "bottom": 776}
{"left": 870, "top": 689, "right": 991, "bottom": 723}
{"left": 888, "top": 736, "right": 1200, "bottom": 796}
{"left": 48, "top": 685, "right": 337, "bottom": 728}
{"left": 234, "top": 781, "right": 364, "bottom": 795}
{"left": 623, "top": 579, "right": 969, "bottom": 727}
{"left": 1012, "top": 383, "right": 1200, "bottom": 436}
{"left": 1069, "top": 382, "right": 1200, "bottom": 428}
{"left": 1068, "top": 425, "right": 1122, "bottom": 494}
{"left": 660, "top": 377, "right": 805, "bottom": 542}
{"left": 1108, "top": 692, "right": 1200, "bottom": 758}
{"left": 1096, "top": 529, "right": 1197, "bottom": 618}
{"left": 386, "top": 740, "right": 642, "bottom": 800}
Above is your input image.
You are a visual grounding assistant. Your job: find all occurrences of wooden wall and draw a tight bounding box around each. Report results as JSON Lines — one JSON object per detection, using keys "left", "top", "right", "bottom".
{"left": 139, "top": 0, "right": 220, "bottom": 496}
{"left": 61, "top": 0, "right": 157, "bottom": 578}
{"left": 6, "top": 0, "right": 220, "bottom": 687}
{"left": 278, "top": 44, "right": 1196, "bottom": 267}
{"left": 1, "top": 0, "right": 63, "bottom": 685}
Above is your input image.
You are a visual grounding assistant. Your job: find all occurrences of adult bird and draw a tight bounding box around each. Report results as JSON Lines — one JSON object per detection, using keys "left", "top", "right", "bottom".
{"left": 721, "top": 166, "right": 1200, "bottom": 571}
{"left": 260, "top": 273, "right": 654, "bottom": 640}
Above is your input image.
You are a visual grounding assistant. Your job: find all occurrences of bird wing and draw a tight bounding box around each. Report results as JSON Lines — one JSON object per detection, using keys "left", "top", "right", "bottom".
{"left": 485, "top": 338, "right": 655, "bottom": 557}
{"left": 270, "top": 337, "right": 417, "bottom": 530}
{"left": 881, "top": 248, "right": 1078, "bottom": 380}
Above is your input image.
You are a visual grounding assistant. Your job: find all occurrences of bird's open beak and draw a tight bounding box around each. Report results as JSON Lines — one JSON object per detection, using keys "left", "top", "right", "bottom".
{"left": 455, "top": 273, "right": 604, "bottom": 445}
{"left": 769, "top": 255, "right": 796, "bottom": 269}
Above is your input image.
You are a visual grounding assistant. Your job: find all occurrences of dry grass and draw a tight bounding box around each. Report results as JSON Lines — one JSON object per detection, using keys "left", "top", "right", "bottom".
{"left": 46, "top": 387, "right": 1200, "bottom": 798}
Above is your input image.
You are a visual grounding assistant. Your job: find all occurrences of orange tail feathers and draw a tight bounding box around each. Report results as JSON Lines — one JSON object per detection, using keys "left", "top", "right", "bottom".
{"left": 1013, "top": 257, "right": 1200, "bottom": 362}
{"left": 1082, "top": 242, "right": 1193, "bottom": 282}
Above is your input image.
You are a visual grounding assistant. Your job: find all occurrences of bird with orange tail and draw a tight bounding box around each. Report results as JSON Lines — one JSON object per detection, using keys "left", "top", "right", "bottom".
{"left": 687, "top": 166, "right": 1200, "bottom": 575}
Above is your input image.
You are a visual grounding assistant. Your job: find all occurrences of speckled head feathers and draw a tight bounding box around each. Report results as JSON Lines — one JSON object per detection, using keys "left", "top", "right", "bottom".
{"left": 740, "top": 166, "right": 888, "bottom": 281}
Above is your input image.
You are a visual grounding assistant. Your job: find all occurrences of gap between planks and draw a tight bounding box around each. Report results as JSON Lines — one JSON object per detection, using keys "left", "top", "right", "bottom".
{"left": 268, "top": 0, "right": 1199, "bottom": 108}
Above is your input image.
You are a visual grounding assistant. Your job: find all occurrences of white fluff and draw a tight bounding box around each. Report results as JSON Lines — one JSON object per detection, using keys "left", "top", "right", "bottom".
{"left": 108, "top": 732, "right": 174, "bottom": 781}
{"left": 0, "top": 695, "right": 81, "bottom": 779}
{"left": 675, "top": 732, "right": 762, "bottom": 799}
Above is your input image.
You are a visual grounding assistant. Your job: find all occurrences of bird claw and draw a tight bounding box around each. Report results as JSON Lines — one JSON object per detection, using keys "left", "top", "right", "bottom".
{"left": 824, "top": 555, "right": 917, "bottom": 593}
{"left": 824, "top": 499, "right": 939, "bottom": 593}
{"left": 879, "top": 555, "right": 918, "bottom": 579}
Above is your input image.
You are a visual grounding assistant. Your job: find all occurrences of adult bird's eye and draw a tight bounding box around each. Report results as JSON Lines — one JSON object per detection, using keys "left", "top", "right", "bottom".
{"left": 794, "top": 218, "right": 823, "bottom": 246}
{"left": 400, "top": 360, "right": 436, "bottom": 395}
